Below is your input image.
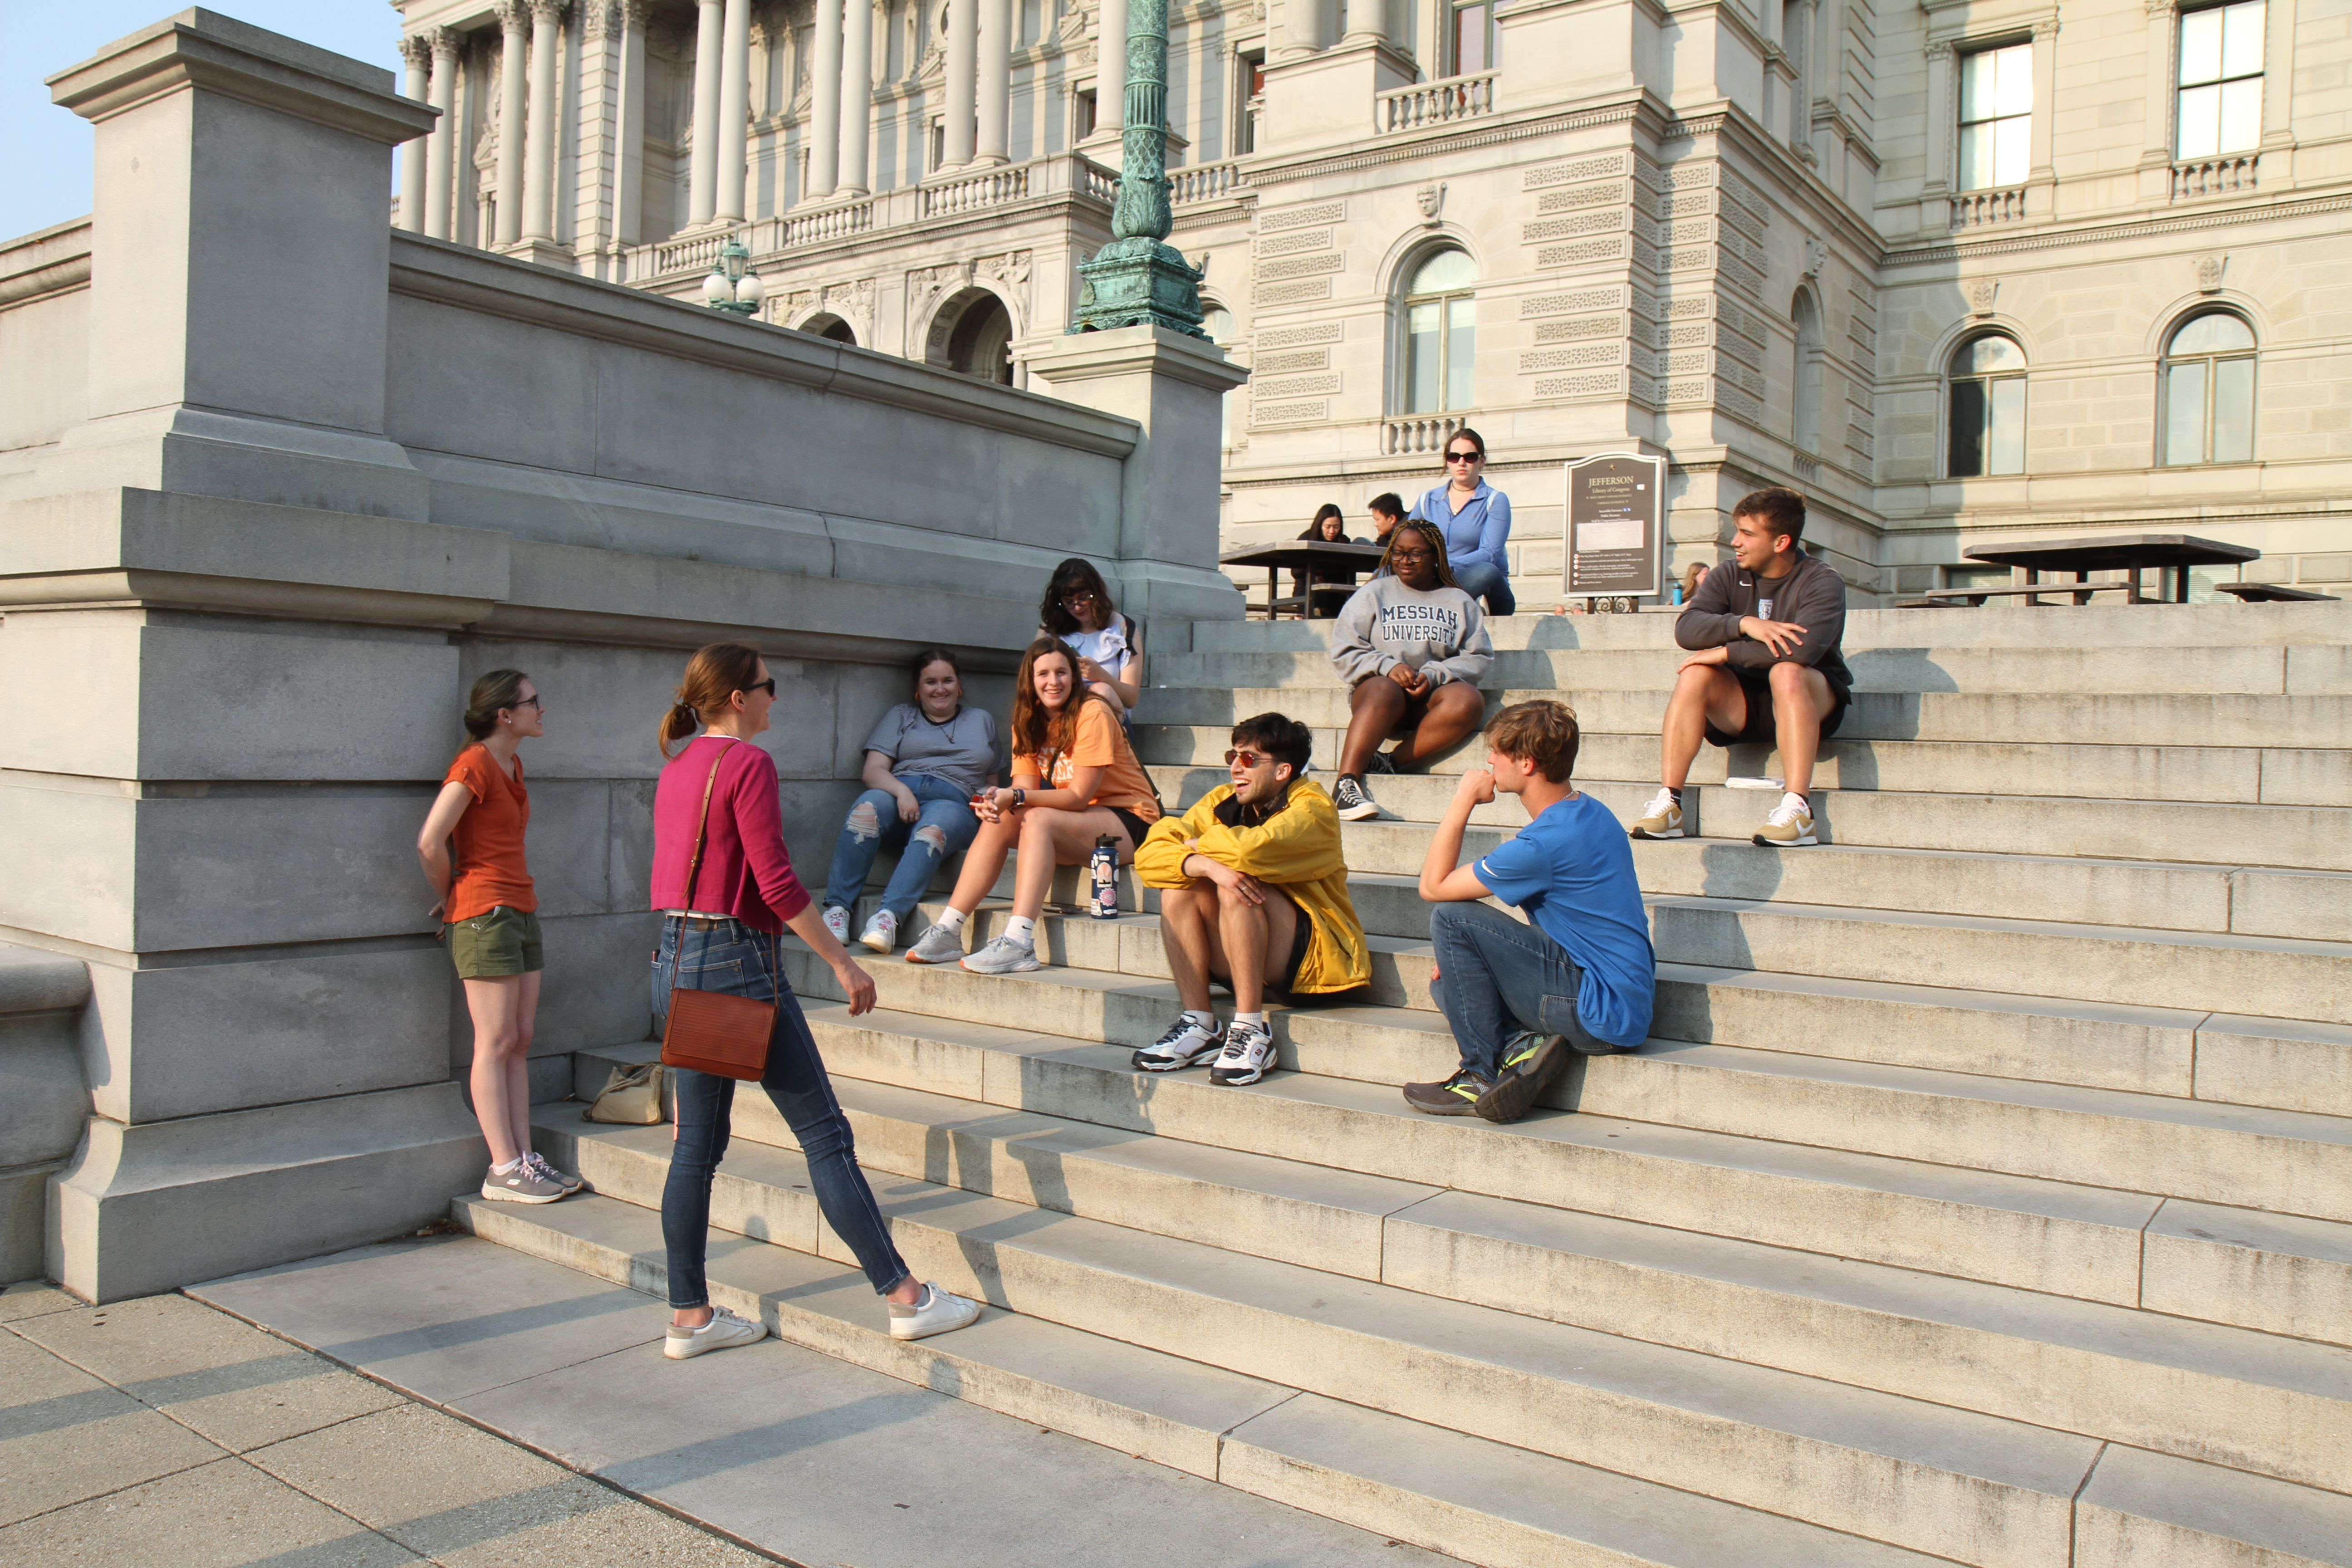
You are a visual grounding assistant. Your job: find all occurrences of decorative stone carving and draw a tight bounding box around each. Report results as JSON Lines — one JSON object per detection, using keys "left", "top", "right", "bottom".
{"left": 399, "top": 34, "right": 435, "bottom": 70}
{"left": 2195, "top": 254, "right": 2225, "bottom": 293}
{"left": 1968, "top": 279, "right": 1998, "bottom": 316}
{"left": 1802, "top": 236, "right": 1827, "bottom": 280}
{"left": 1416, "top": 183, "right": 1444, "bottom": 226}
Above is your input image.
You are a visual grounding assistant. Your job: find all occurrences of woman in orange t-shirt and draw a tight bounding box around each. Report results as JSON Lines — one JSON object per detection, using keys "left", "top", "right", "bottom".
{"left": 902, "top": 637, "right": 1160, "bottom": 974}
{"left": 416, "top": 669, "right": 578, "bottom": 1205}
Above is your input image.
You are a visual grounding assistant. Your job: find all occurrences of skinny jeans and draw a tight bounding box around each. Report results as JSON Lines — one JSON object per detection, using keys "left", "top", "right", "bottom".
{"left": 1450, "top": 560, "right": 1516, "bottom": 618}
{"left": 652, "top": 916, "right": 910, "bottom": 1309}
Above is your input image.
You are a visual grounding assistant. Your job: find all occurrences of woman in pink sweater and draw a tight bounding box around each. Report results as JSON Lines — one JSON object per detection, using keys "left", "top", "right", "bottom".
{"left": 647, "top": 643, "right": 979, "bottom": 1358}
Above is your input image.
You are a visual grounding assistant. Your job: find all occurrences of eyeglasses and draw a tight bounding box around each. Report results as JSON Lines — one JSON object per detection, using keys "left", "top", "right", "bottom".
{"left": 1389, "top": 548, "right": 1436, "bottom": 564}
{"left": 1445, "top": 450, "right": 1483, "bottom": 463}
{"left": 1062, "top": 589, "right": 1099, "bottom": 604}
{"left": 514, "top": 696, "right": 544, "bottom": 710}
{"left": 742, "top": 679, "right": 777, "bottom": 697}
{"left": 1224, "top": 748, "right": 1270, "bottom": 768}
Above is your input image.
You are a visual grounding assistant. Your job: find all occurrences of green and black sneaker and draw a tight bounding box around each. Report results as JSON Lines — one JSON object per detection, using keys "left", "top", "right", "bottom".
{"left": 1402, "top": 1068, "right": 1495, "bottom": 1116}
{"left": 1475, "top": 1031, "right": 1569, "bottom": 1124}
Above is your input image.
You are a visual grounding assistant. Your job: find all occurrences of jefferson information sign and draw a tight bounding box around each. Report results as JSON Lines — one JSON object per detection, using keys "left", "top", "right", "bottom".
{"left": 1564, "top": 452, "right": 1665, "bottom": 598}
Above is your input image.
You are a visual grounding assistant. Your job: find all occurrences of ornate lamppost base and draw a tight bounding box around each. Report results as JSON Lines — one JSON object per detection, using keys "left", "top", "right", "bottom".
{"left": 1071, "top": 236, "right": 1208, "bottom": 338}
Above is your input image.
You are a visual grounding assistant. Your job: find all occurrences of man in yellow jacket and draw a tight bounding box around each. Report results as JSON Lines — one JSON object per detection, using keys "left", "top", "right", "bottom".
{"left": 1132, "top": 712, "right": 1371, "bottom": 1086}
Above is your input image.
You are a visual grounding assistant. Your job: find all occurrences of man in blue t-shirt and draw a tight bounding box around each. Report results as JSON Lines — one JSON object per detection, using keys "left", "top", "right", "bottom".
{"left": 1407, "top": 700, "right": 1656, "bottom": 1123}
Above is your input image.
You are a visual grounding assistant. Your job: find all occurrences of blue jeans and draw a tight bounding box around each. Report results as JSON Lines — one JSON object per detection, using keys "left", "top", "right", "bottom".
{"left": 820, "top": 774, "right": 980, "bottom": 928}
{"left": 1429, "top": 901, "right": 1609, "bottom": 1080}
{"left": 652, "top": 916, "right": 911, "bottom": 1308}
{"left": 1451, "top": 560, "right": 1515, "bottom": 617}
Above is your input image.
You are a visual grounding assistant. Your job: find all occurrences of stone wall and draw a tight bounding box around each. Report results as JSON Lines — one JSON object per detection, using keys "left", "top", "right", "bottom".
{"left": 0, "top": 10, "right": 1240, "bottom": 1298}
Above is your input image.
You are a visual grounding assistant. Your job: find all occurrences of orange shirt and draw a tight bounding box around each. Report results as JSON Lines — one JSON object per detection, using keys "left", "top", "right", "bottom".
{"left": 443, "top": 744, "right": 536, "bottom": 921}
{"left": 1014, "top": 699, "right": 1160, "bottom": 821}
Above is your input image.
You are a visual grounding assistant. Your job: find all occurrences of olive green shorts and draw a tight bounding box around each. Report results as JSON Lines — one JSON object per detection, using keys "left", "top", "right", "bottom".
{"left": 443, "top": 906, "right": 544, "bottom": 979}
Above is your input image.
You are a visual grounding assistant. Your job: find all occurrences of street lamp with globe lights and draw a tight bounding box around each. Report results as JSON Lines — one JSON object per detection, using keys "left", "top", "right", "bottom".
{"left": 703, "top": 234, "right": 764, "bottom": 317}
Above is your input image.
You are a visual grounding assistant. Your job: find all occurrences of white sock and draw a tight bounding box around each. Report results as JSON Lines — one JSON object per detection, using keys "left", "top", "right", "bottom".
{"left": 1233, "top": 1011, "right": 1267, "bottom": 1034}
{"left": 492, "top": 1157, "right": 522, "bottom": 1176}
{"left": 937, "top": 906, "right": 967, "bottom": 931}
{"left": 1783, "top": 790, "right": 1810, "bottom": 811}
{"left": 1005, "top": 915, "right": 1036, "bottom": 945}
{"left": 1185, "top": 1009, "right": 1219, "bottom": 1032}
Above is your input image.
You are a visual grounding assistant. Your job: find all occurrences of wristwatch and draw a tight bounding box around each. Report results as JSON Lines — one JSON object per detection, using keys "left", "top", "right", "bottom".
{"left": 1012, "top": 788, "right": 1026, "bottom": 810}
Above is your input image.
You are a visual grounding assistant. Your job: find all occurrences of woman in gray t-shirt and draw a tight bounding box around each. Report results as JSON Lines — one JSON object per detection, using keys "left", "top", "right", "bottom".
{"left": 820, "top": 649, "right": 1004, "bottom": 956}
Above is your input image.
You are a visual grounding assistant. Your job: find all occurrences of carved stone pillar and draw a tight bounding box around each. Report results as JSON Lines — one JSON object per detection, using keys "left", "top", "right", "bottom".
{"left": 495, "top": 1, "right": 529, "bottom": 244}
{"left": 1097, "top": 0, "right": 1125, "bottom": 130}
{"left": 1918, "top": 37, "right": 1953, "bottom": 230}
{"left": 975, "top": 0, "right": 1011, "bottom": 163}
{"left": 398, "top": 36, "right": 431, "bottom": 233}
{"left": 839, "top": 0, "right": 874, "bottom": 193}
{"left": 615, "top": 0, "right": 650, "bottom": 245}
{"left": 424, "top": 29, "right": 459, "bottom": 239}
{"left": 715, "top": 0, "right": 750, "bottom": 219}
{"left": 524, "top": 0, "right": 565, "bottom": 241}
{"left": 689, "top": 0, "right": 724, "bottom": 223}
{"left": 946, "top": 0, "right": 978, "bottom": 165}
{"left": 810, "top": 0, "right": 845, "bottom": 196}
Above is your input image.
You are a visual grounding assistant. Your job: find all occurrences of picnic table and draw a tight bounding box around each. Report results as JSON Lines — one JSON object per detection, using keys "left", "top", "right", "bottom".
{"left": 1920, "top": 533, "right": 2261, "bottom": 606}
{"left": 2216, "top": 582, "right": 2340, "bottom": 603}
{"left": 1220, "top": 539, "right": 1387, "bottom": 619}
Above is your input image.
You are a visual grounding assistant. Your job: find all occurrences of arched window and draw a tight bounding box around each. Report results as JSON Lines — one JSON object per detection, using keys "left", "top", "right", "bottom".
{"left": 1947, "top": 333, "right": 2026, "bottom": 476}
{"left": 1791, "top": 289, "right": 1823, "bottom": 454}
{"left": 1201, "top": 305, "right": 1237, "bottom": 449}
{"left": 1402, "top": 249, "right": 1475, "bottom": 415}
{"left": 2162, "top": 311, "right": 2256, "bottom": 465}
{"left": 946, "top": 294, "right": 1014, "bottom": 385}
{"left": 802, "top": 313, "right": 856, "bottom": 346}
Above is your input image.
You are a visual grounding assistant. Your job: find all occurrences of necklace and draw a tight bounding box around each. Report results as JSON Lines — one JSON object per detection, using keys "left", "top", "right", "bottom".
{"left": 919, "top": 703, "right": 962, "bottom": 731}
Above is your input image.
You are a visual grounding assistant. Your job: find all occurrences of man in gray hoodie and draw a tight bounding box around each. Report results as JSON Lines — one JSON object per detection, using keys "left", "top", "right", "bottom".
{"left": 1631, "top": 487, "right": 1852, "bottom": 848}
{"left": 1326, "top": 519, "right": 1495, "bottom": 820}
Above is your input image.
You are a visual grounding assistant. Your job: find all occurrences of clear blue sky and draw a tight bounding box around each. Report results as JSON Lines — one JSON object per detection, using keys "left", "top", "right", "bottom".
{"left": 0, "top": 1, "right": 405, "bottom": 242}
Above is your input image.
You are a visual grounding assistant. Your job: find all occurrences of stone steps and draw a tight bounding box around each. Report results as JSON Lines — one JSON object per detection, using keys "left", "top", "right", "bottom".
{"left": 477, "top": 1110, "right": 2352, "bottom": 1568}
{"left": 1134, "top": 726, "right": 2351, "bottom": 806}
{"left": 1151, "top": 642, "right": 2349, "bottom": 697}
{"left": 1137, "top": 685, "right": 2352, "bottom": 749}
{"left": 1181, "top": 602, "right": 2352, "bottom": 654}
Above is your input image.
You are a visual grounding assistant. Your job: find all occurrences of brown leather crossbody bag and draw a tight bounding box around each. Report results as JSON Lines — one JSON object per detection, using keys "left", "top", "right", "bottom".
{"left": 658, "top": 743, "right": 776, "bottom": 1081}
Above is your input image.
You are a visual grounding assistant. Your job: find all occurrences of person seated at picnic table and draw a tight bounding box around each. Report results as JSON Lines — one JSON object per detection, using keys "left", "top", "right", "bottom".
{"left": 1632, "top": 487, "right": 1853, "bottom": 849}
{"left": 1367, "top": 493, "right": 1406, "bottom": 551}
{"left": 1406, "top": 700, "right": 1654, "bottom": 1123}
{"left": 1130, "top": 712, "right": 1371, "bottom": 1088}
{"left": 1291, "top": 505, "right": 1362, "bottom": 617}
{"left": 1326, "top": 518, "right": 1494, "bottom": 823}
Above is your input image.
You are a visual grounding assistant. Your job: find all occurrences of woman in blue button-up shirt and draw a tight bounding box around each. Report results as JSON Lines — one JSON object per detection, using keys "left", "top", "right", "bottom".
{"left": 1407, "top": 426, "right": 1514, "bottom": 617}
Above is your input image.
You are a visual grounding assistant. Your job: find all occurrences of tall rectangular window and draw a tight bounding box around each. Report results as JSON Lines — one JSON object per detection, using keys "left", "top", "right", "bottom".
{"left": 1452, "top": 0, "right": 1498, "bottom": 74}
{"left": 1236, "top": 51, "right": 1264, "bottom": 155}
{"left": 1957, "top": 42, "right": 2032, "bottom": 190}
{"left": 2177, "top": 0, "right": 2265, "bottom": 158}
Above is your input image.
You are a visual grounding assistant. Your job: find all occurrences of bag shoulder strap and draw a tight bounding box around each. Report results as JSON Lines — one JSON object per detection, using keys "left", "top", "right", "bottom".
{"left": 665, "top": 737, "right": 783, "bottom": 1013}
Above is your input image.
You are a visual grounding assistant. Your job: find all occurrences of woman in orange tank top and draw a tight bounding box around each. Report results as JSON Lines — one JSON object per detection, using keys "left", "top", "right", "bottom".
{"left": 416, "top": 670, "right": 579, "bottom": 1206}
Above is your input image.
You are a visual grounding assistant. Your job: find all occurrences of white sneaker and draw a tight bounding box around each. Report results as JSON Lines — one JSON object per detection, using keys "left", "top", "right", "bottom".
{"left": 1209, "top": 1019, "right": 1278, "bottom": 1086}
{"left": 1754, "top": 791, "right": 1818, "bottom": 847}
{"left": 1134, "top": 1014, "right": 1224, "bottom": 1073}
{"left": 822, "top": 906, "right": 851, "bottom": 944}
{"left": 858, "top": 909, "right": 898, "bottom": 955}
{"left": 1630, "top": 787, "right": 1684, "bottom": 840}
{"left": 961, "top": 934, "right": 1041, "bottom": 975}
{"left": 903, "top": 920, "right": 965, "bottom": 964}
{"left": 664, "top": 1306, "right": 767, "bottom": 1360}
{"left": 888, "top": 1281, "right": 982, "bottom": 1341}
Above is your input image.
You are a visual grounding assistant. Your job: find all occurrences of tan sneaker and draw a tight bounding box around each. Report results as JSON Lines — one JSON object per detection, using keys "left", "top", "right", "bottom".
{"left": 1754, "top": 791, "right": 1817, "bottom": 847}
{"left": 1629, "top": 787, "right": 1684, "bottom": 840}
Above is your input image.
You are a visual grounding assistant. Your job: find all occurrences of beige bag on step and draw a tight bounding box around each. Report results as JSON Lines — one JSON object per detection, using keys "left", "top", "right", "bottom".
{"left": 584, "top": 1061, "right": 666, "bottom": 1124}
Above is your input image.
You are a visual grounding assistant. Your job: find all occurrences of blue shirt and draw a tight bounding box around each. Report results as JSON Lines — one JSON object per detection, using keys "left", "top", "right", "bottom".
{"left": 1408, "top": 482, "right": 1513, "bottom": 574}
{"left": 1472, "top": 792, "right": 1656, "bottom": 1049}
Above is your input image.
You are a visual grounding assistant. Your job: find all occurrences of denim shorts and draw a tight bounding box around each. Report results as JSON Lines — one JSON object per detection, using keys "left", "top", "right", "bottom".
{"left": 443, "top": 906, "right": 543, "bottom": 978}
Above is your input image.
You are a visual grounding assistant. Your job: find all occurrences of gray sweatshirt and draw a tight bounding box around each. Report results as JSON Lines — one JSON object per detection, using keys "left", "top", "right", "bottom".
{"left": 1675, "top": 549, "right": 1853, "bottom": 700}
{"left": 1328, "top": 576, "right": 1494, "bottom": 688}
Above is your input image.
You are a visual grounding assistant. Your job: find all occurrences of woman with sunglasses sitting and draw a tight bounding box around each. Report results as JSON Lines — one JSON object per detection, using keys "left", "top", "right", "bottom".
{"left": 1407, "top": 427, "right": 1515, "bottom": 617}
{"left": 902, "top": 638, "right": 1161, "bottom": 974}
{"left": 1039, "top": 557, "right": 1142, "bottom": 723}
{"left": 1326, "top": 519, "right": 1494, "bottom": 821}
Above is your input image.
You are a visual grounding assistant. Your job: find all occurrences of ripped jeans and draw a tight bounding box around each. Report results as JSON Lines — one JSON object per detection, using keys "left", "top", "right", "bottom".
{"left": 819, "top": 772, "right": 981, "bottom": 929}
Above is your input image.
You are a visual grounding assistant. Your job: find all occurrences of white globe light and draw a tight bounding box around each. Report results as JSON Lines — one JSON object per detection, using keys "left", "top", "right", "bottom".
{"left": 702, "top": 270, "right": 730, "bottom": 304}
{"left": 737, "top": 273, "right": 764, "bottom": 308}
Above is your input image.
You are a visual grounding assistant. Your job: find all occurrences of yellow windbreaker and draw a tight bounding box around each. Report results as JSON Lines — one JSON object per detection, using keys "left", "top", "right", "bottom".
{"left": 1133, "top": 779, "right": 1371, "bottom": 995}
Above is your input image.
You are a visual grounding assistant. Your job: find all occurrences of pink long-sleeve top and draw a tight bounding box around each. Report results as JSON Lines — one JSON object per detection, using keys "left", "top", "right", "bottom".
{"left": 648, "top": 735, "right": 811, "bottom": 933}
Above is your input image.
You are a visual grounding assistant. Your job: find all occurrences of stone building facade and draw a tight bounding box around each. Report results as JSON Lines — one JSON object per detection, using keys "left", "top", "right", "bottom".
{"left": 390, "top": 0, "right": 2352, "bottom": 599}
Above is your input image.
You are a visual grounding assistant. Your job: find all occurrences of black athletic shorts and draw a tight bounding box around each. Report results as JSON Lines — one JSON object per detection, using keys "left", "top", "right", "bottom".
{"left": 1108, "top": 807, "right": 1154, "bottom": 849}
{"left": 1704, "top": 666, "right": 1849, "bottom": 749}
{"left": 1277, "top": 890, "right": 1311, "bottom": 994}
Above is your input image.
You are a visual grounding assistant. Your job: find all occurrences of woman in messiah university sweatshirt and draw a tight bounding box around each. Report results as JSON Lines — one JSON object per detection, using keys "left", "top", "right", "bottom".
{"left": 1324, "top": 517, "right": 1495, "bottom": 819}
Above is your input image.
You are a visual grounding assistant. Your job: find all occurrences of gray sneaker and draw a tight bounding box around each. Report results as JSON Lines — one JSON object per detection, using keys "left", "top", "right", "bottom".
{"left": 903, "top": 920, "right": 966, "bottom": 964}
{"left": 521, "top": 1151, "right": 582, "bottom": 1193}
{"left": 480, "top": 1162, "right": 567, "bottom": 1204}
{"left": 664, "top": 1307, "right": 767, "bottom": 1360}
{"left": 961, "top": 934, "right": 1041, "bottom": 975}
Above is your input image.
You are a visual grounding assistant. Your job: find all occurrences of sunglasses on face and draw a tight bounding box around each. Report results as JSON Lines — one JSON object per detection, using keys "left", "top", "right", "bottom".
{"left": 1224, "top": 748, "right": 1274, "bottom": 768}
{"left": 1445, "top": 450, "right": 1482, "bottom": 463}
{"left": 742, "top": 678, "right": 777, "bottom": 697}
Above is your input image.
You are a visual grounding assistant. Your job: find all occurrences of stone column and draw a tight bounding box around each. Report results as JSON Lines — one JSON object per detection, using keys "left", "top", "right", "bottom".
{"left": 524, "top": 0, "right": 565, "bottom": 241}
{"left": 946, "top": 0, "right": 978, "bottom": 165}
{"left": 398, "top": 36, "right": 431, "bottom": 231}
{"left": 2261, "top": 0, "right": 2298, "bottom": 155}
{"left": 838, "top": 0, "right": 873, "bottom": 193}
{"left": 614, "top": 0, "right": 649, "bottom": 245}
{"left": 424, "top": 29, "right": 459, "bottom": 238}
{"left": 810, "top": 0, "right": 844, "bottom": 196}
{"left": 715, "top": 0, "right": 751, "bottom": 220}
{"left": 975, "top": 0, "right": 1011, "bottom": 163}
{"left": 32, "top": 10, "right": 480, "bottom": 1304}
{"left": 689, "top": 0, "right": 724, "bottom": 223}
{"left": 495, "top": 1, "right": 529, "bottom": 244}
{"left": 1275, "top": 0, "right": 1333, "bottom": 58}
{"left": 1096, "top": 0, "right": 1125, "bottom": 131}
{"left": 1918, "top": 37, "right": 1952, "bottom": 230}
{"left": 2137, "top": 0, "right": 2179, "bottom": 201}
{"left": 2028, "top": 17, "right": 2059, "bottom": 186}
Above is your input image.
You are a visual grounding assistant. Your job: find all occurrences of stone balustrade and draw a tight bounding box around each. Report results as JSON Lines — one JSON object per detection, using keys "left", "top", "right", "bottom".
{"left": 1382, "top": 413, "right": 1466, "bottom": 455}
{"left": 1171, "top": 160, "right": 1248, "bottom": 206}
{"left": 1950, "top": 184, "right": 2028, "bottom": 229}
{"left": 1376, "top": 71, "right": 1497, "bottom": 133}
{"left": 922, "top": 163, "right": 1033, "bottom": 218}
{"left": 2173, "top": 153, "right": 2258, "bottom": 200}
